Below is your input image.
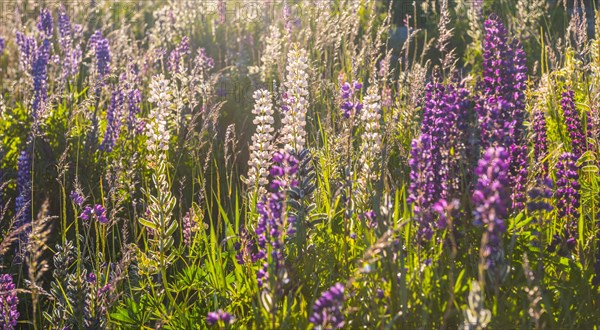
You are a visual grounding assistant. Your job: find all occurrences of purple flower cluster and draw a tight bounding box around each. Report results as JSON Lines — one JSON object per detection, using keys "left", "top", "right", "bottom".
{"left": 16, "top": 32, "right": 36, "bottom": 72}
{"left": 100, "top": 90, "right": 124, "bottom": 152}
{"left": 58, "top": 6, "right": 82, "bottom": 80}
{"left": 526, "top": 178, "right": 553, "bottom": 213}
{"left": 206, "top": 309, "right": 234, "bottom": 326}
{"left": 255, "top": 152, "right": 298, "bottom": 288}
{"left": 194, "top": 48, "right": 215, "bottom": 73}
{"left": 168, "top": 36, "right": 190, "bottom": 74}
{"left": 119, "top": 65, "right": 142, "bottom": 133}
{"left": 0, "top": 274, "right": 19, "bottom": 329}
{"left": 309, "top": 283, "right": 345, "bottom": 329}
{"left": 561, "top": 89, "right": 586, "bottom": 157}
{"left": 69, "top": 190, "right": 84, "bottom": 206}
{"left": 31, "top": 40, "right": 50, "bottom": 117}
{"left": 0, "top": 37, "right": 5, "bottom": 56}
{"left": 510, "top": 144, "right": 528, "bottom": 210}
{"left": 478, "top": 14, "right": 527, "bottom": 146}
{"left": 477, "top": 14, "right": 529, "bottom": 214}
{"left": 37, "top": 8, "right": 53, "bottom": 38}
{"left": 555, "top": 152, "right": 580, "bottom": 247}
{"left": 408, "top": 74, "right": 471, "bottom": 240}
{"left": 89, "top": 31, "right": 111, "bottom": 93}
{"left": 58, "top": 6, "right": 71, "bottom": 48}
{"left": 472, "top": 147, "right": 510, "bottom": 268}
{"left": 80, "top": 204, "right": 108, "bottom": 224}
{"left": 340, "top": 81, "right": 363, "bottom": 118}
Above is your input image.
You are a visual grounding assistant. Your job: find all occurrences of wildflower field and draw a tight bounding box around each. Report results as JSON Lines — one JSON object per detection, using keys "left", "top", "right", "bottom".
{"left": 1, "top": 0, "right": 600, "bottom": 328}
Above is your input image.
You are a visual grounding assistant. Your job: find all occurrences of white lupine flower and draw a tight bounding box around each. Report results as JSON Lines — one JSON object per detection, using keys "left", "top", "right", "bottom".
{"left": 146, "top": 75, "right": 173, "bottom": 162}
{"left": 360, "top": 85, "right": 382, "bottom": 182}
{"left": 280, "top": 46, "right": 309, "bottom": 153}
{"left": 260, "top": 25, "right": 282, "bottom": 82}
{"left": 247, "top": 89, "right": 275, "bottom": 196}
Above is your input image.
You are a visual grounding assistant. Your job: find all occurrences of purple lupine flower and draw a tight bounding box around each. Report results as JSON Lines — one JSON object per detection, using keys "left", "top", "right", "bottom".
{"left": 32, "top": 39, "right": 50, "bottom": 117}
{"left": 408, "top": 135, "right": 437, "bottom": 241}
{"left": 472, "top": 147, "right": 510, "bottom": 269}
{"left": 57, "top": 5, "right": 81, "bottom": 80}
{"left": 526, "top": 178, "right": 553, "bottom": 213}
{"left": 93, "top": 204, "right": 108, "bottom": 223}
{"left": 183, "top": 211, "right": 193, "bottom": 246}
{"left": 120, "top": 64, "right": 142, "bottom": 132}
{"left": 206, "top": 309, "right": 234, "bottom": 326}
{"left": 58, "top": 6, "right": 71, "bottom": 50}
{"left": 37, "top": 8, "right": 53, "bottom": 38}
{"left": 555, "top": 152, "right": 580, "bottom": 249}
{"left": 99, "top": 90, "right": 124, "bottom": 152}
{"left": 408, "top": 73, "right": 471, "bottom": 240}
{"left": 168, "top": 36, "right": 190, "bottom": 74}
{"left": 339, "top": 80, "right": 363, "bottom": 118}
{"left": 80, "top": 204, "right": 107, "bottom": 224}
{"left": 254, "top": 152, "right": 298, "bottom": 288}
{"left": 309, "top": 283, "right": 345, "bottom": 329}
{"left": 533, "top": 108, "right": 547, "bottom": 173}
{"left": 0, "top": 37, "right": 5, "bottom": 56}
{"left": 16, "top": 32, "right": 36, "bottom": 72}
{"left": 0, "top": 274, "right": 19, "bottom": 329}
{"left": 86, "top": 272, "right": 97, "bottom": 284}
{"left": 561, "top": 89, "right": 586, "bottom": 158}
{"left": 89, "top": 31, "right": 111, "bottom": 94}
{"left": 69, "top": 190, "right": 84, "bottom": 206}
{"left": 194, "top": 48, "right": 214, "bottom": 74}
{"left": 510, "top": 144, "right": 528, "bottom": 210}
{"left": 478, "top": 14, "right": 527, "bottom": 147}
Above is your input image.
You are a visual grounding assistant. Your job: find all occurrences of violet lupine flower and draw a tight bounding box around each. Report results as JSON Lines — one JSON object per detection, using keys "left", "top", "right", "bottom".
{"left": 254, "top": 152, "right": 298, "bottom": 288}
{"left": 120, "top": 65, "right": 142, "bottom": 132}
{"left": 99, "top": 90, "right": 124, "bottom": 152}
{"left": 408, "top": 135, "right": 436, "bottom": 240}
{"left": 168, "top": 36, "right": 190, "bottom": 74}
{"left": 309, "top": 283, "right": 345, "bottom": 329}
{"left": 555, "top": 152, "right": 580, "bottom": 249}
{"left": 57, "top": 6, "right": 81, "bottom": 80}
{"left": 0, "top": 38, "right": 5, "bottom": 56}
{"left": 37, "top": 8, "right": 53, "bottom": 38}
{"left": 89, "top": 31, "right": 111, "bottom": 94}
{"left": 15, "top": 32, "right": 36, "bottom": 72}
{"left": 0, "top": 274, "right": 19, "bottom": 329}
{"left": 510, "top": 144, "right": 528, "bottom": 210}
{"left": 80, "top": 204, "right": 108, "bottom": 224}
{"left": 408, "top": 73, "right": 471, "bottom": 240}
{"left": 472, "top": 147, "right": 510, "bottom": 269}
{"left": 526, "top": 178, "right": 553, "bottom": 213}
{"left": 31, "top": 39, "right": 50, "bottom": 117}
{"left": 340, "top": 81, "right": 363, "bottom": 118}
{"left": 206, "top": 309, "right": 234, "bottom": 326}
{"left": 58, "top": 6, "right": 71, "bottom": 50}
{"left": 182, "top": 211, "right": 194, "bottom": 246}
{"left": 69, "top": 190, "right": 84, "bottom": 206}
{"left": 561, "top": 89, "right": 586, "bottom": 158}
{"left": 478, "top": 14, "right": 528, "bottom": 146}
